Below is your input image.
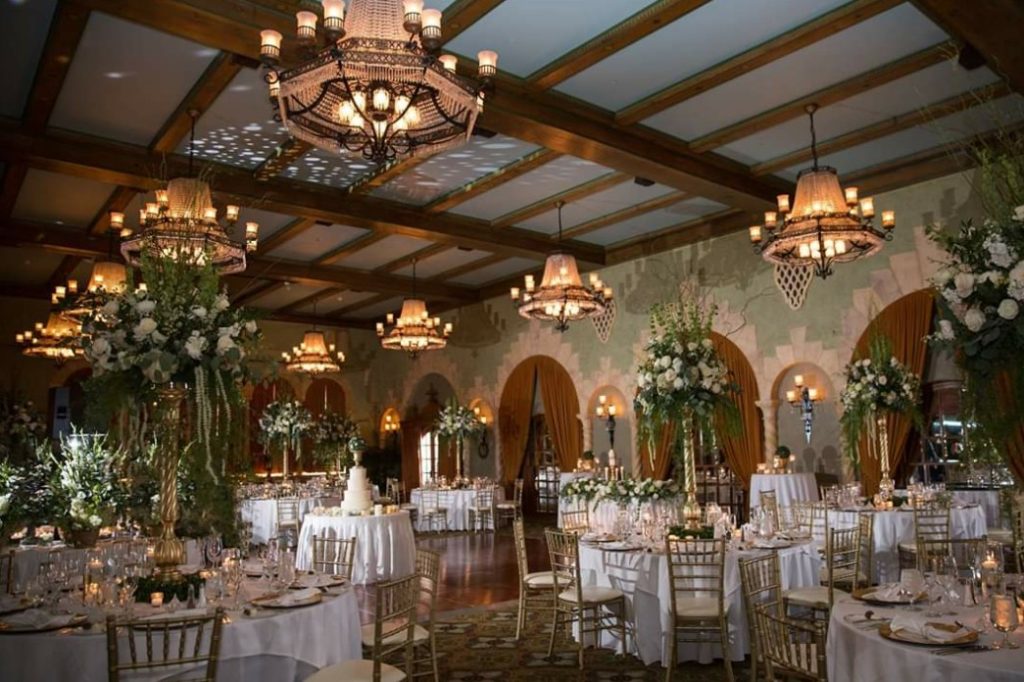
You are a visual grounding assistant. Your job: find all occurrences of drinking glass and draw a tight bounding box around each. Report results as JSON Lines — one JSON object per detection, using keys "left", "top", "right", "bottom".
{"left": 989, "top": 593, "right": 1020, "bottom": 649}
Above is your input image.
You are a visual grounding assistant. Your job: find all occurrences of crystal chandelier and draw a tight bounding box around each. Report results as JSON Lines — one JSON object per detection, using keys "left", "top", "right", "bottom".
{"left": 17, "top": 312, "right": 82, "bottom": 362}
{"left": 283, "top": 329, "right": 346, "bottom": 375}
{"left": 376, "top": 260, "right": 452, "bottom": 357}
{"left": 121, "top": 112, "right": 257, "bottom": 274}
{"left": 259, "top": 0, "right": 497, "bottom": 164}
{"left": 510, "top": 201, "right": 613, "bottom": 332}
{"left": 60, "top": 230, "right": 129, "bottom": 321}
{"left": 750, "top": 104, "right": 894, "bottom": 279}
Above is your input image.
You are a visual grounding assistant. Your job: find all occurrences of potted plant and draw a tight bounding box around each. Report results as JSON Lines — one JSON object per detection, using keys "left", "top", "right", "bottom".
{"left": 774, "top": 445, "right": 792, "bottom": 472}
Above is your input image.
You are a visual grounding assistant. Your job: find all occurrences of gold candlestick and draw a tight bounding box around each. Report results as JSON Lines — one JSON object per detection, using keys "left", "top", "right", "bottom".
{"left": 154, "top": 382, "right": 188, "bottom": 581}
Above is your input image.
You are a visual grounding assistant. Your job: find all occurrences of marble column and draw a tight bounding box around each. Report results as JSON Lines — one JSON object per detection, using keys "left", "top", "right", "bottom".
{"left": 756, "top": 399, "right": 780, "bottom": 463}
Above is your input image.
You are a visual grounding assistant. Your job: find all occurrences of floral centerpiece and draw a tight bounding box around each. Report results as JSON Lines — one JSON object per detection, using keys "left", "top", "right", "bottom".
{"left": 559, "top": 477, "right": 604, "bottom": 505}
{"left": 50, "top": 430, "right": 125, "bottom": 547}
{"left": 839, "top": 335, "right": 921, "bottom": 491}
{"left": 598, "top": 478, "right": 681, "bottom": 505}
{"left": 310, "top": 411, "right": 359, "bottom": 474}
{"left": 0, "top": 397, "right": 48, "bottom": 464}
{"left": 634, "top": 299, "right": 737, "bottom": 526}
{"left": 258, "top": 400, "right": 313, "bottom": 478}
{"left": 434, "top": 400, "right": 483, "bottom": 480}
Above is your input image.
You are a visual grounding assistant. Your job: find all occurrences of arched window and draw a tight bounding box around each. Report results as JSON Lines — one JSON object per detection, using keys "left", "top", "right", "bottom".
{"left": 419, "top": 431, "right": 439, "bottom": 483}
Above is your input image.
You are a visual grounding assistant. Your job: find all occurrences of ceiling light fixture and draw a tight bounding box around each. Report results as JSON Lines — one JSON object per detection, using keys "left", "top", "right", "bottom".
{"left": 283, "top": 303, "right": 346, "bottom": 375}
{"left": 376, "top": 259, "right": 451, "bottom": 357}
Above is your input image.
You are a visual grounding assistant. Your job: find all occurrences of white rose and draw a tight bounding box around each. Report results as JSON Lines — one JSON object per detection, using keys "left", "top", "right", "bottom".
{"left": 672, "top": 377, "right": 684, "bottom": 390}
{"left": 244, "top": 320, "right": 258, "bottom": 334}
{"left": 1015, "top": 205, "right": 1024, "bottom": 222}
{"left": 185, "top": 333, "right": 208, "bottom": 360}
{"left": 133, "top": 317, "right": 158, "bottom": 337}
{"left": 702, "top": 339, "right": 713, "bottom": 348}
{"left": 213, "top": 293, "right": 230, "bottom": 312}
{"left": 191, "top": 305, "right": 208, "bottom": 319}
{"left": 216, "top": 335, "right": 236, "bottom": 354}
{"left": 135, "top": 300, "right": 156, "bottom": 315}
{"left": 998, "top": 298, "right": 1020, "bottom": 320}
{"left": 687, "top": 342, "right": 698, "bottom": 352}
{"left": 1010, "top": 261, "right": 1024, "bottom": 285}
{"left": 711, "top": 384, "right": 722, "bottom": 394}
{"left": 954, "top": 272, "right": 975, "bottom": 298}
{"left": 91, "top": 337, "right": 111, "bottom": 356}
{"left": 938, "top": 319, "right": 955, "bottom": 340}
{"left": 964, "top": 307, "right": 986, "bottom": 332}
{"left": 933, "top": 268, "right": 954, "bottom": 286}
{"left": 664, "top": 368, "right": 677, "bottom": 382}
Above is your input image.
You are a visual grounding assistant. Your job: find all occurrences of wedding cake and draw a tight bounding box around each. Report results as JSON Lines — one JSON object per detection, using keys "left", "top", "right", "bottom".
{"left": 340, "top": 465, "right": 373, "bottom": 513}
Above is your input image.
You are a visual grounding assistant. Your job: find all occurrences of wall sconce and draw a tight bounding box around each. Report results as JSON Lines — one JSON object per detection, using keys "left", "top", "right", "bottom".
{"left": 595, "top": 394, "right": 618, "bottom": 450}
{"left": 786, "top": 374, "right": 821, "bottom": 443}
{"left": 383, "top": 413, "right": 400, "bottom": 448}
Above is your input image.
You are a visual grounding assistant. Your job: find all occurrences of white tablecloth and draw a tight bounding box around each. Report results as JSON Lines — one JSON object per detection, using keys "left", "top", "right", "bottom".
{"left": 578, "top": 542, "right": 820, "bottom": 665}
{"left": 409, "top": 487, "right": 504, "bottom": 531}
{"left": 240, "top": 497, "right": 340, "bottom": 545}
{"left": 750, "top": 473, "right": 818, "bottom": 509}
{"left": 827, "top": 597, "right": 1024, "bottom": 682}
{"left": 0, "top": 583, "right": 361, "bottom": 682}
{"left": 559, "top": 498, "right": 683, "bottom": 531}
{"left": 827, "top": 506, "right": 987, "bottom": 583}
{"left": 295, "top": 511, "right": 415, "bottom": 584}
{"left": 951, "top": 489, "right": 1006, "bottom": 529}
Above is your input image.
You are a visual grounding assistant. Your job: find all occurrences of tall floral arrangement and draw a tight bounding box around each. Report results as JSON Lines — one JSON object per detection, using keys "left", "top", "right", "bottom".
{"left": 0, "top": 397, "right": 48, "bottom": 463}
{"left": 49, "top": 430, "right": 125, "bottom": 536}
{"left": 310, "top": 411, "right": 359, "bottom": 472}
{"left": 435, "top": 401, "right": 484, "bottom": 439}
{"left": 259, "top": 400, "right": 313, "bottom": 466}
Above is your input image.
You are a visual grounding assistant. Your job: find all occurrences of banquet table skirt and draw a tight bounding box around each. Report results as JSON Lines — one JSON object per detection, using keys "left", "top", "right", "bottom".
{"left": 295, "top": 511, "right": 416, "bottom": 584}
{"left": 577, "top": 542, "right": 820, "bottom": 665}
{"left": 827, "top": 505, "right": 987, "bottom": 583}
{"left": 240, "top": 497, "right": 339, "bottom": 545}
{"left": 950, "top": 489, "right": 1006, "bottom": 529}
{"left": 749, "top": 473, "right": 818, "bottom": 509}
{"left": 409, "top": 488, "right": 504, "bottom": 531}
{"left": 0, "top": 586, "right": 361, "bottom": 682}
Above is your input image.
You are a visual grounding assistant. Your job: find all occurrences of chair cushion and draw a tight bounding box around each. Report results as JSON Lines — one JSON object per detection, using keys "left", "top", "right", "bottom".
{"left": 673, "top": 597, "right": 730, "bottom": 619}
{"left": 305, "top": 659, "right": 406, "bottom": 682}
{"left": 360, "top": 623, "right": 429, "bottom": 647}
{"left": 897, "top": 542, "right": 918, "bottom": 554}
{"left": 524, "top": 571, "right": 556, "bottom": 588}
{"left": 399, "top": 504, "right": 417, "bottom": 510}
{"left": 988, "top": 529, "right": 1014, "bottom": 543}
{"left": 785, "top": 585, "right": 848, "bottom": 607}
{"left": 557, "top": 586, "right": 623, "bottom": 603}
{"left": 469, "top": 507, "right": 493, "bottom": 512}
{"left": 495, "top": 502, "right": 517, "bottom": 509}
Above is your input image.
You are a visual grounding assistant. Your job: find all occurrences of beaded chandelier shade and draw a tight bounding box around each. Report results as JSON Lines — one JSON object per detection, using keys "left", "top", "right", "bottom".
{"left": 283, "top": 329, "right": 345, "bottom": 375}
{"left": 376, "top": 260, "right": 451, "bottom": 357}
{"left": 17, "top": 312, "right": 82, "bottom": 362}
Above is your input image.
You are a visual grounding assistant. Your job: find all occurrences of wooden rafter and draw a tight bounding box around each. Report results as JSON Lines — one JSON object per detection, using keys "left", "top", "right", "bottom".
{"left": 690, "top": 41, "right": 957, "bottom": 153}
{"left": 441, "top": 0, "right": 504, "bottom": 42}
{"left": 256, "top": 217, "right": 318, "bottom": 256}
{"left": 616, "top": 0, "right": 903, "bottom": 125}
{"left": 529, "top": 1, "right": 711, "bottom": 89}
{"left": 751, "top": 81, "right": 1013, "bottom": 176}
{"left": 424, "top": 148, "right": 562, "bottom": 213}
{"left": 428, "top": 253, "right": 505, "bottom": 282}
{"left": 333, "top": 292, "right": 392, "bottom": 317}
{"left": 560, "top": 190, "right": 690, "bottom": 240}
{"left": 377, "top": 243, "right": 452, "bottom": 274}
{"left": 316, "top": 232, "right": 389, "bottom": 266}
{"left": 88, "top": 186, "right": 137, "bottom": 236}
{"left": 276, "top": 286, "right": 344, "bottom": 316}
{"left": 0, "top": 165, "right": 28, "bottom": 220}
{"left": 24, "top": 2, "right": 91, "bottom": 132}
{"left": 490, "top": 172, "right": 630, "bottom": 228}
{"left": 233, "top": 280, "right": 284, "bottom": 306}
{"left": 253, "top": 138, "right": 313, "bottom": 182}
{"left": 605, "top": 209, "right": 750, "bottom": 265}
{"left": 46, "top": 256, "right": 82, "bottom": 290}
{"left": 347, "top": 155, "right": 428, "bottom": 195}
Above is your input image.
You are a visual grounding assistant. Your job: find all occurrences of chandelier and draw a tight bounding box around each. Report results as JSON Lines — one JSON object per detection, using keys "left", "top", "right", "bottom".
{"left": 59, "top": 237, "right": 129, "bottom": 322}
{"left": 376, "top": 260, "right": 452, "bottom": 357}
{"left": 283, "top": 329, "right": 346, "bottom": 375}
{"left": 121, "top": 112, "right": 257, "bottom": 275}
{"left": 17, "top": 312, "right": 82, "bottom": 362}
{"left": 750, "top": 104, "right": 894, "bottom": 279}
{"left": 510, "top": 201, "right": 612, "bottom": 332}
{"left": 259, "top": 0, "right": 497, "bottom": 164}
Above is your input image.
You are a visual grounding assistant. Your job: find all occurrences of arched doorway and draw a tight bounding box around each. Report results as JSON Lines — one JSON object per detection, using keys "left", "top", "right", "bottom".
{"left": 248, "top": 378, "right": 295, "bottom": 476}
{"left": 400, "top": 373, "right": 456, "bottom": 491}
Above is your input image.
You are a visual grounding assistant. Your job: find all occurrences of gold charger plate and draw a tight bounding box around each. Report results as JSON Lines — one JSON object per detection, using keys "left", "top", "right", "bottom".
{"left": 879, "top": 622, "right": 978, "bottom": 646}
{"left": 290, "top": 574, "right": 348, "bottom": 589}
{"left": 0, "top": 613, "right": 88, "bottom": 633}
{"left": 251, "top": 591, "right": 323, "bottom": 609}
{"left": 0, "top": 597, "right": 39, "bottom": 617}
{"left": 852, "top": 586, "right": 927, "bottom": 606}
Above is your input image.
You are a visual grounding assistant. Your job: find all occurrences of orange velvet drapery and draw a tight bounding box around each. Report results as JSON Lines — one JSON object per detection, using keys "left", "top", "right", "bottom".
{"left": 400, "top": 421, "right": 421, "bottom": 491}
{"left": 998, "top": 374, "right": 1024, "bottom": 485}
{"left": 499, "top": 362, "right": 536, "bottom": 483}
{"left": 712, "top": 333, "right": 763, "bottom": 490}
{"left": 639, "top": 421, "right": 676, "bottom": 480}
{"left": 536, "top": 356, "right": 583, "bottom": 472}
{"left": 853, "top": 290, "right": 935, "bottom": 496}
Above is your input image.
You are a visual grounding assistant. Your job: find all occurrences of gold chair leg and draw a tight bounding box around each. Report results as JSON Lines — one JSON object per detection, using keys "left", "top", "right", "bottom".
{"left": 577, "top": 608, "right": 585, "bottom": 670}
{"left": 548, "top": 607, "right": 560, "bottom": 658}
{"left": 665, "top": 633, "right": 675, "bottom": 682}
{"left": 430, "top": 632, "right": 439, "bottom": 682}
{"left": 720, "top": 618, "right": 735, "bottom": 682}
{"left": 516, "top": 587, "right": 525, "bottom": 640}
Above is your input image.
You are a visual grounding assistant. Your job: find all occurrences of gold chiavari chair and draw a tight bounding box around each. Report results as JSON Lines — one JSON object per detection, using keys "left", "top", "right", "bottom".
{"left": 665, "top": 537, "right": 733, "bottom": 682}
{"left": 561, "top": 509, "right": 590, "bottom": 534}
{"left": 311, "top": 535, "right": 357, "bottom": 581}
{"left": 496, "top": 479, "right": 524, "bottom": 527}
{"left": 513, "top": 517, "right": 555, "bottom": 640}
{"left": 759, "top": 490, "right": 781, "bottom": 531}
{"left": 417, "top": 489, "right": 448, "bottom": 533}
{"left": 468, "top": 486, "right": 495, "bottom": 532}
{"left": 856, "top": 513, "right": 875, "bottom": 587}
{"left": 105, "top": 607, "right": 226, "bottom": 682}
{"left": 276, "top": 498, "right": 301, "bottom": 546}
{"left": 412, "top": 548, "right": 441, "bottom": 681}
{"left": 311, "top": 575, "right": 420, "bottom": 682}
{"left": 916, "top": 537, "right": 987, "bottom": 578}
{"left": 786, "top": 527, "right": 856, "bottom": 614}
{"left": 739, "top": 554, "right": 784, "bottom": 682}
{"left": 752, "top": 602, "right": 828, "bottom": 682}
{"left": 545, "top": 528, "right": 628, "bottom": 670}
{"left": 808, "top": 502, "right": 830, "bottom": 546}
{"left": 899, "top": 502, "right": 952, "bottom": 569}
{"left": 0, "top": 549, "right": 13, "bottom": 595}
{"left": 383, "top": 478, "right": 400, "bottom": 505}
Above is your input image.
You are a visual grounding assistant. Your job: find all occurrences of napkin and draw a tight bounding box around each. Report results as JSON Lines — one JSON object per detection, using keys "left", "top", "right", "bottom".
{"left": 2, "top": 609, "right": 73, "bottom": 630}
{"left": 295, "top": 573, "right": 341, "bottom": 588}
{"left": 754, "top": 538, "right": 790, "bottom": 549}
{"left": 866, "top": 583, "right": 905, "bottom": 602}
{"left": 889, "top": 613, "right": 970, "bottom": 642}
{"left": 276, "top": 587, "right": 319, "bottom": 606}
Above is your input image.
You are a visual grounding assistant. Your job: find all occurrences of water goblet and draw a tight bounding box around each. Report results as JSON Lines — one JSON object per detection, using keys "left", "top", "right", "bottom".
{"left": 989, "top": 592, "right": 1020, "bottom": 649}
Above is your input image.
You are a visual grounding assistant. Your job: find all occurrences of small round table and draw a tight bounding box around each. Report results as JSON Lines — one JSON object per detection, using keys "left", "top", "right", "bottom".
{"left": 749, "top": 473, "right": 818, "bottom": 509}
{"left": 295, "top": 510, "right": 415, "bottom": 584}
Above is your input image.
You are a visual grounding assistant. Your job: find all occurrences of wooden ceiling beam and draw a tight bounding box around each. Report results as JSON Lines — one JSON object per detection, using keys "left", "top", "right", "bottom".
{"left": 348, "top": 155, "right": 428, "bottom": 195}
{"left": 256, "top": 217, "right": 318, "bottom": 256}
{"left": 333, "top": 292, "right": 392, "bottom": 317}
{"left": 912, "top": 0, "right": 1024, "bottom": 95}
{"left": 376, "top": 243, "right": 453, "bottom": 274}
{"left": 23, "top": 2, "right": 92, "bottom": 132}
{"left": 490, "top": 172, "right": 630, "bottom": 228}
{"left": 606, "top": 209, "right": 751, "bottom": 265}
{"left": 752, "top": 81, "right": 1013, "bottom": 176}
{"left": 440, "top": 0, "right": 505, "bottom": 43}
{"left": 232, "top": 279, "right": 283, "bottom": 306}
{"left": 616, "top": 0, "right": 903, "bottom": 125}
{"left": 690, "top": 41, "right": 956, "bottom": 153}
{"left": 316, "top": 232, "right": 389, "bottom": 266}
{"left": 560, "top": 190, "right": 691, "bottom": 239}
{"left": 0, "top": 164, "right": 28, "bottom": 220}
{"left": 275, "top": 286, "right": 345, "bottom": 316}
{"left": 424, "top": 148, "right": 562, "bottom": 213}
{"left": 0, "top": 125, "right": 604, "bottom": 264}
{"left": 88, "top": 186, "right": 137, "bottom": 236}
{"left": 252, "top": 138, "right": 313, "bottom": 182}
{"left": 46, "top": 256, "right": 82, "bottom": 290}
{"left": 529, "top": 0, "right": 711, "bottom": 90}
{"left": 428, "top": 253, "right": 505, "bottom": 281}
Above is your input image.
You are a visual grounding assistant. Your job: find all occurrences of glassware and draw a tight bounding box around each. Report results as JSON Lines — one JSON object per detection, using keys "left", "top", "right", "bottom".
{"left": 989, "top": 592, "right": 1020, "bottom": 649}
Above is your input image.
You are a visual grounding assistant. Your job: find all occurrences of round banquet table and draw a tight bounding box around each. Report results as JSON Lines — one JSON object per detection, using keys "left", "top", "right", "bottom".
{"left": 749, "top": 473, "right": 818, "bottom": 509}
{"left": 950, "top": 489, "right": 1007, "bottom": 529}
{"left": 827, "top": 596, "right": 1024, "bottom": 682}
{"left": 409, "top": 487, "right": 504, "bottom": 531}
{"left": 559, "top": 498, "right": 682, "bottom": 531}
{"left": 0, "top": 580, "right": 361, "bottom": 682}
{"left": 240, "top": 497, "right": 340, "bottom": 545}
{"left": 577, "top": 540, "right": 821, "bottom": 665}
{"left": 827, "top": 505, "right": 987, "bottom": 583}
{"left": 295, "top": 511, "right": 415, "bottom": 584}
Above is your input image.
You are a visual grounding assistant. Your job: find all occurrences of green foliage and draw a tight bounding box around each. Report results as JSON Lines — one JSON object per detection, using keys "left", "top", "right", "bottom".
{"left": 775, "top": 445, "right": 792, "bottom": 459}
{"left": 134, "top": 572, "right": 206, "bottom": 604}
{"left": 667, "top": 525, "right": 714, "bottom": 540}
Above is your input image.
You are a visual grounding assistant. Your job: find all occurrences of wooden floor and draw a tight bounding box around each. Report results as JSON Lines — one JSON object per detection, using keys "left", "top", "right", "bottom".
{"left": 354, "top": 514, "right": 553, "bottom": 623}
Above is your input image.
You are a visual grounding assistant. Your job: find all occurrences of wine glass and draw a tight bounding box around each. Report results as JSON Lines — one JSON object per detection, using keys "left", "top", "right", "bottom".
{"left": 989, "top": 592, "right": 1020, "bottom": 649}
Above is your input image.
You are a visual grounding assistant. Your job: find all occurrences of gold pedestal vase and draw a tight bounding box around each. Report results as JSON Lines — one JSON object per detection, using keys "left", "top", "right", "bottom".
{"left": 154, "top": 382, "right": 188, "bottom": 581}
{"left": 866, "top": 412, "right": 893, "bottom": 500}
{"left": 678, "top": 413, "right": 702, "bottom": 530}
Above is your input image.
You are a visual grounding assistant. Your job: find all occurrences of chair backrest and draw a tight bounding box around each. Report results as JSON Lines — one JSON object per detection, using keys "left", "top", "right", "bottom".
{"left": 106, "top": 607, "right": 225, "bottom": 682}
{"left": 513, "top": 479, "right": 524, "bottom": 506}
{"left": 809, "top": 502, "right": 829, "bottom": 544}
{"left": 475, "top": 486, "right": 495, "bottom": 508}
{"left": 276, "top": 498, "right": 301, "bottom": 526}
{"left": 311, "top": 535, "right": 357, "bottom": 580}
{"left": 385, "top": 478, "right": 399, "bottom": 502}
{"left": 545, "top": 528, "right": 582, "bottom": 603}
{"left": 759, "top": 490, "right": 781, "bottom": 530}
{"left": 415, "top": 547, "right": 441, "bottom": 625}
{"left": 913, "top": 504, "right": 951, "bottom": 542}
{"left": 739, "top": 553, "right": 782, "bottom": 665}
{"left": 665, "top": 537, "right": 726, "bottom": 617}
{"left": 917, "top": 537, "right": 986, "bottom": 577}
{"left": 367, "top": 575, "right": 421, "bottom": 681}
{"left": 561, "top": 509, "right": 589, "bottom": 534}
{"left": 856, "top": 513, "right": 874, "bottom": 588}
{"left": 1013, "top": 504, "right": 1024, "bottom": 573}
{"left": 420, "top": 489, "right": 440, "bottom": 510}
{"left": 513, "top": 517, "right": 531, "bottom": 581}
{"left": 753, "top": 602, "right": 827, "bottom": 682}
{"left": 0, "top": 550, "right": 12, "bottom": 595}
{"left": 825, "top": 527, "right": 858, "bottom": 606}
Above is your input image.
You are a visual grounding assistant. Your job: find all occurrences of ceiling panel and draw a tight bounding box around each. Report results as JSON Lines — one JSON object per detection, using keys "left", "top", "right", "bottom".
{"left": 372, "top": 135, "right": 540, "bottom": 205}
{"left": 12, "top": 169, "right": 116, "bottom": 226}
{"left": 0, "top": 247, "right": 64, "bottom": 286}
{"left": 280, "top": 149, "right": 375, "bottom": 188}
{"left": 557, "top": 0, "right": 850, "bottom": 111}
{"left": 50, "top": 13, "right": 215, "bottom": 145}
{"left": 449, "top": 256, "right": 541, "bottom": 286}
{"left": 298, "top": 289, "right": 380, "bottom": 315}
{"left": 717, "top": 62, "right": 1002, "bottom": 166}
{"left": 444, "top": 0, "right": 646, "bottom": 78}
{"left": 250, "top": 283, "right": 328, "bottom": 310}
{"left": 644, "top": 3, "right": 948, "bottom": 142}
{"left": 0, "top": 0, "right": 56, "bottom": 118}
{"left": 517, "top": 181, "right": 677, "bottom": 234}
{"left": 267, "top": 223, "right": 369, "bottom": 261}
{"left": 579, "top": 197, "right": 728, "bottom": 246}
{"left": 331, "top": 234, "right": 434, "bottom": 270}
{"left": 348, "top": 295, "right": 406, "bottom": 320}
{"left": 393, "top": 248, "right": 492, "bottom": 278}
{"left": 451, "top": 156, "right": 609, "bottom": 221}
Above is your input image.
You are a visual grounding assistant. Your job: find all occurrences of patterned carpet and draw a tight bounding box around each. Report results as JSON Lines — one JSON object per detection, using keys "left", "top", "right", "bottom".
{"left": 430, "top": 603, "right": 749, "bottom": 682}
